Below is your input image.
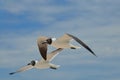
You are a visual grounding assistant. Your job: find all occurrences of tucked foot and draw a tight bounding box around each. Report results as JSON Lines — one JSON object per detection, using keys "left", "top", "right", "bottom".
{"left": 70, "top": 47, "right": 76, "bottom": 49}
{"left": 50, "top": 66, "right": 57, "bottom": 70}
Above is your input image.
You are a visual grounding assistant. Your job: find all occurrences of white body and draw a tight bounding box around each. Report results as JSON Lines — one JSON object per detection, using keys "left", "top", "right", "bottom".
{"left": 34, "top": 60, "right": 59, "bottom": 69}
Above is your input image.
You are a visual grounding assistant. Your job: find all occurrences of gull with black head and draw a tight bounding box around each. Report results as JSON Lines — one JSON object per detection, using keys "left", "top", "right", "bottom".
{"left": 38, "top": 33, "right": 96, "bottom": 60}
{"left": 9, "top": 48, "right": 63, "bottom": 75}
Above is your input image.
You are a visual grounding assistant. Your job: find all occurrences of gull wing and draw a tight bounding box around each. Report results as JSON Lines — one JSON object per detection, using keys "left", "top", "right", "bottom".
{"left": 40, "top": 48, "right": 63, "bottom": 62}
{"left": 66, "top": 33, "right": 96, "bottom": 56}
{"left": 9, "top": 65, "right": 33, "bottom": 75}
{"left": 56, "top": 34, "right": 73, "bottom": 43}
{"left": 37, "top": 36, "right": 48, "bottom": 60}
{"left": 37, "top": 43, "right": 48, "bottom": 60}
{"left": 47, "top": 48, "right": 63, "bottom": 61}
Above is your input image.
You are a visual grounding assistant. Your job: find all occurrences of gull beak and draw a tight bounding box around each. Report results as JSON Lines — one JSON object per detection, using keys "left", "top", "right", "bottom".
{"left": 27, "top": 63, "right": 31, "bottom": 65}
{"left": 41, "top": 41, "right": 47, "bottom": 44}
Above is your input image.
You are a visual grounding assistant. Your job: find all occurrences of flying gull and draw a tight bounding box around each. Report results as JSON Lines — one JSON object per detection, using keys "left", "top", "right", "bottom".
{"left": 38, "top": 33, "right": 96, "bottom": 60}
{"left": 9, "top": 48, "right": 63, "bottom": 75}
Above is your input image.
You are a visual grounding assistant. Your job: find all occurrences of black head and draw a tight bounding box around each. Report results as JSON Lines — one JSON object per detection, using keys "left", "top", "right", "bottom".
{"left": 42, "top": 38, "right": 56, "bottom": 45}
{"left": 31, "top": 60, "right": 36, "bottom": 66}
{"left": 28, "top": 60, "right": 38, "bottom": 66}
{"left": 46, "top": 38, "right": 52, "bottom": 44}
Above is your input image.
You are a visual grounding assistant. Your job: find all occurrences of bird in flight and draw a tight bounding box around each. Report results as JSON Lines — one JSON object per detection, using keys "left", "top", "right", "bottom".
{"left": 9, "top": 48, "right": 63, "bottom": 75}
{"left": 37, "top": 33, "right": 96, "bottom": 60}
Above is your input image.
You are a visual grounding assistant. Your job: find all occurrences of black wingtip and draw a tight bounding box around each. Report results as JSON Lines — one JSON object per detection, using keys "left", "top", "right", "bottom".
{"left": 40, "top": 52, "right": 47, "bottom": 61}
{"left": 9, "top": 72, "right": 15, "bottom": 75}
{"left": 42, "top": 53, "right": 47, "bottom": 60}
{"left": 44, "top": 57, "right": 47, "bottom": 60}
{"left": 41, "top": 55, "right": 47, "bottom": 61}
{"left": 66, "top": 33, "right": 97, "bottom": 57}
{"left": 42, "top": 55, "right": 47, "bottom": 60}
{"left": 88, "top": 49, "right": 97, "bottom": 57}
{"left": 92, "top": 52, "right": 97, "bottom": 57}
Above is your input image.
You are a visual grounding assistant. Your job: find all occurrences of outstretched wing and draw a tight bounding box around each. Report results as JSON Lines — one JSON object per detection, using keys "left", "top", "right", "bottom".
{"left": 9, "top": 65, "right": 33, "bottom": 75}
{"left": 37, "top": 36, "right": 48, "bottom": 60}
{"left": 66, "top": 33, "right": 97, "bottom": 56}
{"left": 40, "top": 48, "right": 63, "bottom": 62}
{"left": 47, "top": 48, "right": 63, "bottom": 61}
{"left": 56, "top": 34, "right": 73, "bottom": 44}
{"left": 37, "top": 43, "right": 48, "bottom": 60}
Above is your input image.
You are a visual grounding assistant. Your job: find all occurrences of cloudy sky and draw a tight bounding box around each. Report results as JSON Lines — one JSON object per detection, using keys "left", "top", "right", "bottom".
{"left": 0, "top": 0, "right": 120, "bottom": 80}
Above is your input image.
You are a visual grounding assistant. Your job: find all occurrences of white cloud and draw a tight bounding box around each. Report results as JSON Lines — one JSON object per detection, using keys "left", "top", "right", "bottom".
{"left": 1, "top": 0, "right": 119, "bottom": 24}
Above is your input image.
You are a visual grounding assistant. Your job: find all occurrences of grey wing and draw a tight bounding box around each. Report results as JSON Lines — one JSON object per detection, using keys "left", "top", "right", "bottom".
{"left": 9, "top": 65, "right": 33, "bottom": 75}
{"left": 37, "top": 42, "right": 48, "bottom": 60}
{"left": 66, "top": 33, "right": 97, "bottom": 56}
{"left": 40, "top": 48, "right": 63, "bottom": 62}
{"left": 56, "top": 34, "right": 73, "bottom": 43}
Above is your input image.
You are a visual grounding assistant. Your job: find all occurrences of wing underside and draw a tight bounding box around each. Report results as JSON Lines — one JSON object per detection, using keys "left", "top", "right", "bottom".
{"left": 38, "top": 43, "right": 48, "bottom": 60}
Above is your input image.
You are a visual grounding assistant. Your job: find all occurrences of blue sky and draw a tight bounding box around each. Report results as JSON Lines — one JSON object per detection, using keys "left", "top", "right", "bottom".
{"left": 0, "top": 0, "right": 120, "bottom": 80}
